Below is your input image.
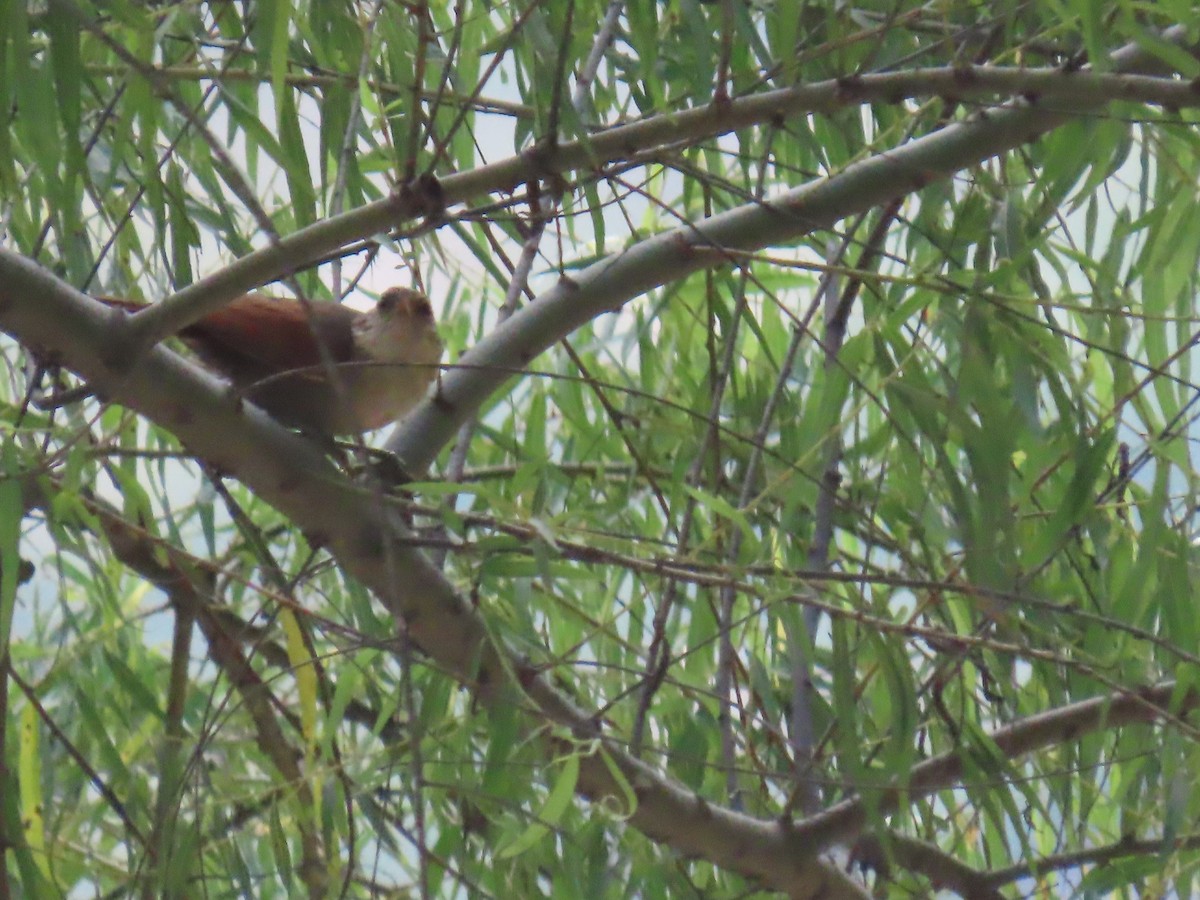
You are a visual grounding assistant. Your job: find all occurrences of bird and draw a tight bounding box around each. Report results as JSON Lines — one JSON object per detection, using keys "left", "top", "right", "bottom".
{"left": 100, "top": 287, "right": 444, "bottom": 435}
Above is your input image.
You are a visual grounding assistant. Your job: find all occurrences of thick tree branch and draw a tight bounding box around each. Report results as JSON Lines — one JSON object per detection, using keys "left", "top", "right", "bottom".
{"left": 852, "top": 833, "right": 1006, "bottom": 900}
{"left": 128, "top": 41, "right": 1191, "bottom": 347}
{"left": 3, "top": 24, "right": 1194, "bottom": 900}
{"left": 387, "top": 26, "right": 1192, "bottom": 473}
{"left": 0, "top": 253, "right": 868, "bottom": 899}
{"left": 795, "top": 680, "right": 1197, "bottom": 854}
{"left": 4, "top": 246, "right": 1197, "bottom": 900}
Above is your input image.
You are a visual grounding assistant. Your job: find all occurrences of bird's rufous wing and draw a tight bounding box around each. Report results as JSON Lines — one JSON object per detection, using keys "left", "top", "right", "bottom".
{"left": 184, "top": 295, "right": 356, "bottom": 376}
{"left": 97, "top": 294, "right": 357, "bottom": 377}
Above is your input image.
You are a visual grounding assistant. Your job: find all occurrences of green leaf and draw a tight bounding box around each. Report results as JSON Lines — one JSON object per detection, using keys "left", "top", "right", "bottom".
{"left": 102, "top": 650, "right": 164, "bottom": 720}
{"left": 498, "top": 747, "right": 579, "bottom": 859}
{"left": 682, "top": 484, "right": 753, "bottom": 541}
{"left": 46, "top": 0, "right": 82, "bottom": 177}
{"left": 0, "top": 472, "right": 20, "bottom": 648}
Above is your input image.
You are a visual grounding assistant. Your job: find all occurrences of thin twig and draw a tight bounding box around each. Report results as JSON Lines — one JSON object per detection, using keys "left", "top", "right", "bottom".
{"left": 435, "top": 204, "right": 549, "bottom": 570}
{"left": 331, "top": 0, "right": 385, "bottom": 298}
{"left": 570, "top": 0, "right": 623, "bottom": 118}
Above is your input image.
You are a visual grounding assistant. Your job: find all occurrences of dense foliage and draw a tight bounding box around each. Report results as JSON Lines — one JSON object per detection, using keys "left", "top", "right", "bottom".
{"left": 3, "top": 2, "right": 1200, "bottom": 897}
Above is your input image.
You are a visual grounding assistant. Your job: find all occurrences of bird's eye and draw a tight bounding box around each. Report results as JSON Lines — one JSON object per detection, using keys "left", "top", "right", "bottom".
{"left": 412, "top": 297, "right": 433, "bottom": 318}
{"left": 378, "top": 288, "right": 400, "bottom": 312}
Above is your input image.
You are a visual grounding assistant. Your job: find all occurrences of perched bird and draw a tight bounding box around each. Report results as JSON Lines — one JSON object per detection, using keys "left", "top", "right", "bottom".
{"left": 101, "top": 287, "right": 443, "bottom": 435}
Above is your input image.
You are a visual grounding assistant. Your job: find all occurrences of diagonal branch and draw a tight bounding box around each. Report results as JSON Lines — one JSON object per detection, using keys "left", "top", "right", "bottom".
{"left": 127, "top": 39, "right": 1192, "bottom": 347}
{"left": 388, "top": 27, "right": 1192, "bottom": 473}
{"left": 0, "top": 251, "right": 868, "bottom": 898}
{"left": 6, "top": 238, "right": 1200, "bottom": 898}
{"left": 2, "top": 25, "right": 1195, "bottom": 900}
{"left": 794, "top": 680, "right": 1197, "bottom": 854}
{"left": 852, "top": 832, "right": 1006, "bottom": 900}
